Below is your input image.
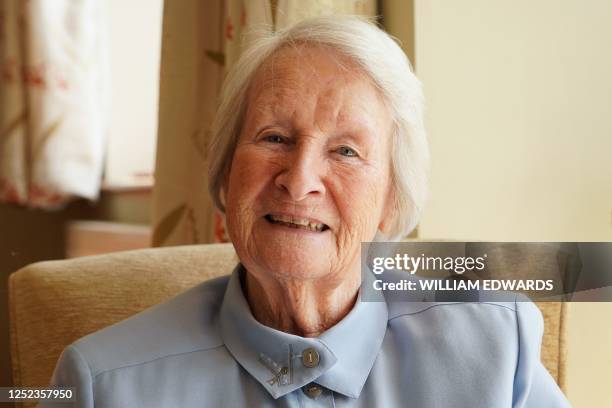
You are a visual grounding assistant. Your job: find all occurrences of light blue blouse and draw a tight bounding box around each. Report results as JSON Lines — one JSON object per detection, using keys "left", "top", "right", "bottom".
{"left": 44, "top": 265, "right": 569, "bottom": 407}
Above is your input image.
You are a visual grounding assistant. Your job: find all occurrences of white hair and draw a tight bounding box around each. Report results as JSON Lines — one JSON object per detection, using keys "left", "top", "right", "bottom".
{"left": 208, "top": 16, "right": 429, "bottom": 241}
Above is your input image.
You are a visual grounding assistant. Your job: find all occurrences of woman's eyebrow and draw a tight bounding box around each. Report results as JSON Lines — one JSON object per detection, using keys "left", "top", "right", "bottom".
{"left": 249, "top": 109, "right": 296, "bottom": 136}
{"left": 252, "top": 124, "right": 286, "bottom": 136}
{"left": 329, "top": 130, "right": 374, "bottom": 149}
{"left": 335, "top": 111, "right": 379, "bottom": 139}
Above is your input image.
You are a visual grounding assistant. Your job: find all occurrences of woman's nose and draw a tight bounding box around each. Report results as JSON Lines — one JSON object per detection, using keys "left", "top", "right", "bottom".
{"left": 274, "top": 147, "right": 325, "bottom": 201}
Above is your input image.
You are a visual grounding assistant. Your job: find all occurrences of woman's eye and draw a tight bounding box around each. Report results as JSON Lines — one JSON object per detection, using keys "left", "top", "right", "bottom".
{"left": 337, "top": 146, "right": 358, "bottom": 157}
{"left": 263, "top": 134, "right": 285, "bottom": 144}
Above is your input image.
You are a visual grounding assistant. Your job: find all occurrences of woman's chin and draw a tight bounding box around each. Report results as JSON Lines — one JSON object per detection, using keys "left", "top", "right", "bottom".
{"left": 248, "top": 235, "right": 332, "bottom": 279}
{"left": 261, "top": 259, "right": 332, "bottom": 281}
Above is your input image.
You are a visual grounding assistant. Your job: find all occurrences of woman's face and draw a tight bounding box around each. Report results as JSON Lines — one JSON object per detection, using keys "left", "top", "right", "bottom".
{"left": 225, "top": 45, "right": 394, "bottom": 282}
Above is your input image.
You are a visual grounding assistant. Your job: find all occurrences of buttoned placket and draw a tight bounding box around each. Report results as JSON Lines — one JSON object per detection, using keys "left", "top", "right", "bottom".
{"left": 296, "top": 346, "right": 334, "bottom": 407}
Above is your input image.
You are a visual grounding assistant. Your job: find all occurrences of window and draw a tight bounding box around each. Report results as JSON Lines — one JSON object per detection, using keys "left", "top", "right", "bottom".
{"left": 103, "top": 0, "right": 163, "bottom": 188}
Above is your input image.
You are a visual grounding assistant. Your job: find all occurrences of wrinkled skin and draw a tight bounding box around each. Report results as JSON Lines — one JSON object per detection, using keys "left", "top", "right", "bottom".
{"left": 224, "top": 44, "right": 394, "bottom": 336}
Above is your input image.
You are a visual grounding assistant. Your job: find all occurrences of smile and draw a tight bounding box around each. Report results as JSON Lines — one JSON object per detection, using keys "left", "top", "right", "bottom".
{"left": 265, "top": 214, "right": 329, "bottom": 232}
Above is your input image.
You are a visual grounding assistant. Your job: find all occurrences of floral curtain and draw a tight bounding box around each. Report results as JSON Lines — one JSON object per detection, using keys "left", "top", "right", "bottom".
{"left": 0, "top": 0, "right": 108, "bottom": 208}
{"left": 152, "top": 0, "right": 376, "bottom": 246}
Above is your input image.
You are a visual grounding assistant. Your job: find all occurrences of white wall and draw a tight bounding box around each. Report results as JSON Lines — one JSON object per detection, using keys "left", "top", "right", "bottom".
{"left": 104, "top": 0, "right": 163, "bottom": 187}
{"left": 413, "top": 1, "right": 612, "bottom": 406}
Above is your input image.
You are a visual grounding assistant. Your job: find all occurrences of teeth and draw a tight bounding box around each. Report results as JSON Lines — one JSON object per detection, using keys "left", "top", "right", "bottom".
{"left": 268, "top": 215, "right": 326, "bottom": 232}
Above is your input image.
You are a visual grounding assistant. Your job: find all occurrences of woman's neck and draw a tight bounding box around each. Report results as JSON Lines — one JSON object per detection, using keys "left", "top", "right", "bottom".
{"left": 243, "top": 267, "right": 360, "bottom": 337}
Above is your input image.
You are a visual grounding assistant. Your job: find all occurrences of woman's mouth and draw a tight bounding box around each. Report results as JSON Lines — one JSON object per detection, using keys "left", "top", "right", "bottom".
{"left": 265, "top": 214, "right": 329, "bottom": 232}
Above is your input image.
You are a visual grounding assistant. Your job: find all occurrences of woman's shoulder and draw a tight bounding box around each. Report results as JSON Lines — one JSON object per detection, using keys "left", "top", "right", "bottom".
{"left": 385, "top": 285, "right": 544, "bottom": 359}
{"left": 68, "top": 274, "right": 232, "bottom": 378}
{"left": 380, "top": 283, "right": 568, "bottom": 406}
{"left": 376, "top": 269, "right": 544, "bottom": 332}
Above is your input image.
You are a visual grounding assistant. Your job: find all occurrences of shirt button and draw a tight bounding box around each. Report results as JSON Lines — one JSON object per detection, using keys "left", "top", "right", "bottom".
{"left": 302, "top": 347, "right": 320, "bottom": 368}
{"left": 303, "top": 383, "right": 322, "bottom": 399}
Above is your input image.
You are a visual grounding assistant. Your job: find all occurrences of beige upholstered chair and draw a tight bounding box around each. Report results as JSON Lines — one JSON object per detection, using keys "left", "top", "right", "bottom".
{"left": 9, "top": 243, "right": 238, "bottom": 392}
{"left": 9, "top": 243, "right": 567, "bottom": 394}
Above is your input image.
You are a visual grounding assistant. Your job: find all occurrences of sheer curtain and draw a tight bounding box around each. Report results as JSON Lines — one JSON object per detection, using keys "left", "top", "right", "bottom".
{"left": 0, "top": 0, "right": 108, "bottom": 208}
{"left": 152, "top": 0, "right": 376, "bottom": 246}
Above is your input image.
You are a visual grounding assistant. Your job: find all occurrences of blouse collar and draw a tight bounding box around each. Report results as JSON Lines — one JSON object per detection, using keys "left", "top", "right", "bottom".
{"left": 219, "top": 264, "right": 388, "bottom": 399}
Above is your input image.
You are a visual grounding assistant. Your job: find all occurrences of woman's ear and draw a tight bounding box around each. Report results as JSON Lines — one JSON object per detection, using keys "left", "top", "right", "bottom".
{"left": 378, "top": 187, "right": 396, "bottom": 235}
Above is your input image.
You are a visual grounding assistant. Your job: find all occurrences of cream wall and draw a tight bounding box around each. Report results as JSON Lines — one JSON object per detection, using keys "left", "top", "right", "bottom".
{"left": 412, "top": 1, "right": 612, "bottom": 406}
{"left": 415, "top": 0, "right": 612, "bottom": 242}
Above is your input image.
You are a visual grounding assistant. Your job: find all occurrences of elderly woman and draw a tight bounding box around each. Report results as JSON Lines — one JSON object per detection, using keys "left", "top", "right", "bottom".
{"left": 47, "top": 17, "right": 569, "bottom": 407}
